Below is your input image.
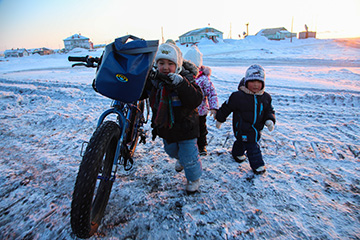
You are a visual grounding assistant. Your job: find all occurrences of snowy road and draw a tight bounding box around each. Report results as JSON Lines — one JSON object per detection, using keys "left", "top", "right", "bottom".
{"left": 0, "top": 40, "right": 359, "bottom": 239}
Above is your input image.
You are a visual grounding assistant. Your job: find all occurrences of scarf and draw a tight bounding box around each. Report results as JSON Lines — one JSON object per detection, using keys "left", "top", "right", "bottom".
{"left": 150, "top": 84, "right": 175, "bottom": 129}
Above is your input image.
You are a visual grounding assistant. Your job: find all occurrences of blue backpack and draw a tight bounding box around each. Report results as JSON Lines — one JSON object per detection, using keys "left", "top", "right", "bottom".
{"left": 94, "top": 35, "right": 159, "bottom": 102}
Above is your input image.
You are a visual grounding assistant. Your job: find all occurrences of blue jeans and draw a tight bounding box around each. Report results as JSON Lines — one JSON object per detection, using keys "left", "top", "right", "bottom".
{"left": 163, "top": 138, "right": 202, "bottom": 181}
{"left": 232, "top": 140, "right": 264, "bottom": 171}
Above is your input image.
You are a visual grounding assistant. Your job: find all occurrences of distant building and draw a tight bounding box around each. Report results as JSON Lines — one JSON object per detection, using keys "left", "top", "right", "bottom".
{"left": 4, "top": 48, "right": 29, "bottom": 58}
{"left": 299, "top": 24, "right": 316, "bottom": 39}
{"left": 179, "top": 27, "right": 223, "bottom": 45}
{"left": 298, "top": 31, "right": 316, "bottom": 39}
{"left": 63, "top": 34, "right": 93, "bottom": 51}
{"left": 256, "top": 27, "right": 296, "bottom": 40}
{"left": 32, "top": 47, "right": 54, "bottom": 55}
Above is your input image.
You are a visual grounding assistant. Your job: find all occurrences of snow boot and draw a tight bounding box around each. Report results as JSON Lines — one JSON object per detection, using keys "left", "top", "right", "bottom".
{"left": 234, "top": 155, "right": 246, "bottom": 163}
{"left": 186, "top": 179, "right": 200, "bottom": 194}
{"left": 199, "top": 146, "right": 207, "bottom": 156}
{"left": 254, "top": 166, "right": 266, "bottom": 175}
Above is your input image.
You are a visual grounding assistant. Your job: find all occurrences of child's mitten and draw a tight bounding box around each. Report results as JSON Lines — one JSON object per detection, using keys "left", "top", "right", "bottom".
{"left": 210, "top": 109, "right": 217, "bottom": 120}
{"left": 265, "top": 120, "right": 274, "bottom": 132}
{"left": 216, "top": 121, "right": 222, "bottom": 129}
{"left": 168, "top": 73, "right": 184, "bottom": 86}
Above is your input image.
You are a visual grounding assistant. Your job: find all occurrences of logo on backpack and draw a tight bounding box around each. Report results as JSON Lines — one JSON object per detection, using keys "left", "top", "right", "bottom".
{"left": 115, "top": 74, "right": 128, "bottom": 83}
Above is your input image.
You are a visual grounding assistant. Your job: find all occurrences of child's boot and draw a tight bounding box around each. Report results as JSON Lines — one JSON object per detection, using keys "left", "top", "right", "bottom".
{"left": 254, "top": 166, "right": 266, "bottom": 174}
{"left": 175, "top": 160, "right": 183, "bottom": 172}
{"left": 199, "top": 146, "right": 207, "bottom": 156}
{"left": 234, "top": 155, "right": 246, "bottom": 163}
{"left": 186, "top": 179, "right": 200, "bottom": 194}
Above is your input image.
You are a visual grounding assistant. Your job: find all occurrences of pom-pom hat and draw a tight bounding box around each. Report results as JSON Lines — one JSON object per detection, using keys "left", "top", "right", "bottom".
{"left": 244, "top": 64, "right": 265, "bottom": 89}
{"left": 155, "top": 43, "right": 183, "bottom": 73}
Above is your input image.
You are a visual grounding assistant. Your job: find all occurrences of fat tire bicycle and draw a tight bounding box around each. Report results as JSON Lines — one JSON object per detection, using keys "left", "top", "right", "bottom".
{"left": 68, "top": 55, "right": 148, "bottom": 238}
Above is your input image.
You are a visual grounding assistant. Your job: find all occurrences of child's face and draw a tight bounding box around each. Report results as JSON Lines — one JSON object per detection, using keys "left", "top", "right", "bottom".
{"left": 247, "top": 80, "right": 263, "bottom": 93}
{"left": 157, "top": 59, "right": 176, "bottom": 74}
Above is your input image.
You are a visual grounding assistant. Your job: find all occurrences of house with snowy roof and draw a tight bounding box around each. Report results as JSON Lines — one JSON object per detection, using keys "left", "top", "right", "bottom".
{"left": 32, "top": 47, "right": 54, "bottom": 55}
{"left": 4, "top": 48, "right": 29, "bottom": 58}
{"left": 256, "top": 27, "right": 296, "bottom": 40}
{"left": 179, "top": 27, "right": 223, "bottom": 45}
{"left": 63, "top": 34, "right": 93, "bottom": 51}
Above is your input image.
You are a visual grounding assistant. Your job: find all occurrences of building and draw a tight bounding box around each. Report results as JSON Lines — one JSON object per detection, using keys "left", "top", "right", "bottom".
{"left": 298, "top": 31, "right": 316, "bottom": 39}
{"left": 299, "top": 24, "right": 316, "bottom": 39}
{"left": 4, "top": 48, "right": 29, "bottom": 58}
{"left": 63, "top": 33, "right": 93, "bottom": 51}
{"left": 256, "top": 27, "right": 296, "bottom": 40}
{"left": 32, "top": 47, "right": 54, "bottom": 55}
{"left": 179, "top": 27, "right": 223, "bottom": 45}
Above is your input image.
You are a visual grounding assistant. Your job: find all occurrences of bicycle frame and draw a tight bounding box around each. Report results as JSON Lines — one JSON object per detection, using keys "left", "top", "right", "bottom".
{"left": 96, "top": 99, "right": 148, "bottom": 181}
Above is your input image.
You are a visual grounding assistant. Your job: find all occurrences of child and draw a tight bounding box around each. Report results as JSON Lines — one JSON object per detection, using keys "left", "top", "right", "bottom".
{"left": 215, "top": 64, "right": 276, "bottom": 174}
{"left": 144, "top": 43, "right": 203, "bottom": 193}
{"left": 184, "top": 46, "right": 219, "bottom": 155}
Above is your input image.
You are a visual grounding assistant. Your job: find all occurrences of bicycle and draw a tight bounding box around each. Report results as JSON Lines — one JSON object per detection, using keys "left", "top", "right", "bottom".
{"left": 68, "top": 55, "right": 149, "bottom": 238}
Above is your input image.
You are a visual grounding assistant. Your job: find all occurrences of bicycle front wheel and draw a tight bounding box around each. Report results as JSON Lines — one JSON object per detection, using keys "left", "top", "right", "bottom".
{"left": 71, "top": 121, "right": 120, "bottom": 239}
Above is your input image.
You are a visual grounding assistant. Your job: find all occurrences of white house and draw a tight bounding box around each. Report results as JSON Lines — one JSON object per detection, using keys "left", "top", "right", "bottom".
{"left": 4, "top": 48, "right": 29, "bottom": 58}
{"left": 179, "top": 27, "right": 223, "bottom": 45}
{"left": 63, "top": 34, "right": 93, "bottom": 51}
{"left": 256, "top": 27, "right": 296, "bottom": 40}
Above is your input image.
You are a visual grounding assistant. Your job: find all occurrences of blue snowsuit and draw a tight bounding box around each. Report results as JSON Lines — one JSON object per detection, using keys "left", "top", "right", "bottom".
{"left": 216, "top": 79, "right": 276, "bottom": 171}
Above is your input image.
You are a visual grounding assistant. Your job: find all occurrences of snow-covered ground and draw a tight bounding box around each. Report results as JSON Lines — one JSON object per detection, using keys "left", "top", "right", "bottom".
{"left": 0, "top": 36, "right": 359, "bottom": 239}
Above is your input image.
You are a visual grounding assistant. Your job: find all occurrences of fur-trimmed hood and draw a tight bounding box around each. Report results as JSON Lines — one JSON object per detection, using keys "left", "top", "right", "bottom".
{"left": 240, "top": 85, "right": 265, "bottom": 95}
{"left": 182, "top": 60, "right": 199, "bottom": 78}
{"left": 199, "top": 66, "right": 211, "bottom": 76}
{"left": 238, "top": 77, "right": 265, "bottom": 95}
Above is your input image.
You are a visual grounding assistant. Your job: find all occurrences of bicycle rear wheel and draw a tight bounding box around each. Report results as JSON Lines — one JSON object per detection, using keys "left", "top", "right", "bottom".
{"left": 71, "top": 121, "right": 120, "bottom": 238}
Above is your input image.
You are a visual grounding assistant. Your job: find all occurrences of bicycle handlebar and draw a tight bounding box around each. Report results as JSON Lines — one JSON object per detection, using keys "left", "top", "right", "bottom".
{"left": 68, "top": 55, "right": 100, "bottom": 68}
{"left": 68, "top": 56, "right": 88, "bottom": 62}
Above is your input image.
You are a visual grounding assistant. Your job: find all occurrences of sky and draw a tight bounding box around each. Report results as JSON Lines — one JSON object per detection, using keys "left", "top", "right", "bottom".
{"left": 0, "top": 0, "right": 359, "bottom": 51}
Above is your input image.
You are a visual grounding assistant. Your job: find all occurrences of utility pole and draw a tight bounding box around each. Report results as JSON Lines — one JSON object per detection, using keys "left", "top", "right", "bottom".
{"left": 291, "top": 17, "right": 294, "bottom": 43}
{"left": 161, "top": 27, "right": 164, "bottom": 44}
{"left": 246, "top": 23, "right": 249, "bottom": 36}
{"left": 229, "top": 23, "right": 232, "bottom": 39}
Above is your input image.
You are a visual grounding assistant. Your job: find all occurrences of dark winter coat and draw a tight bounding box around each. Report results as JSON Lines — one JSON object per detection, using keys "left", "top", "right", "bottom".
{"left": 216, "top": 83, "right": 276, "bottom": 143}
{"left": 144, "top": 61, "right": 203, "bottom": 143}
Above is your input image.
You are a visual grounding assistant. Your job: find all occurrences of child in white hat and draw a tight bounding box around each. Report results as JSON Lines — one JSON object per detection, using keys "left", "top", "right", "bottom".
{"left": 184, "top": 45, "right": 219, "bottom": 155}
{"left": 144, "top": 43, "right": 203, "bottom": 193}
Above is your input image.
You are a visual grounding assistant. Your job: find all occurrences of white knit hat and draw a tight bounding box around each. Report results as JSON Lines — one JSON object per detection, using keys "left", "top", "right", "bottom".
{"left": 155, "top": 43, "right": 183, "bottom": 73}
{"left": 184, "top": 45, "right": 203, "bottom": 68}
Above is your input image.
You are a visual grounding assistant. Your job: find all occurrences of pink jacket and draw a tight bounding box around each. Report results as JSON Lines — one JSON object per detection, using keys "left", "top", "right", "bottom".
{"left": 196, "top": 66, "right": 219, "bottom": 116}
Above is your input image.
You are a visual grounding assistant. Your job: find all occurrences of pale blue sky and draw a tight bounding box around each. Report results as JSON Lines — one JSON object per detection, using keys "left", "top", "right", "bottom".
{"left": 0, "top": 0, "right": 359, "bottom": 51}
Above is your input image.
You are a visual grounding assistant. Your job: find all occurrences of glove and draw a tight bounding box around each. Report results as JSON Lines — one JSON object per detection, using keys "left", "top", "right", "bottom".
{"left": 265, "top": 120, "right": 274, "bottom": 132}
{"left": 168, "top": 73, "right": 184, "bottom": 86}
{"left": 210, "top": 110, "right": 217, "bottom": 120}
{"left": 216, "top": 121, "right": 222, "bottom": 129}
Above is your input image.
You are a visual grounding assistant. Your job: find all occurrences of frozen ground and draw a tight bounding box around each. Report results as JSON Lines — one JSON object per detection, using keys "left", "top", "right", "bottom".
{"left": 0, "top": 37, "right": 359, "bottom": 239}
